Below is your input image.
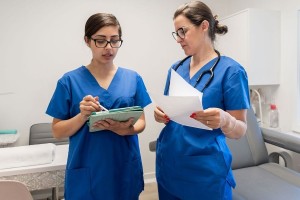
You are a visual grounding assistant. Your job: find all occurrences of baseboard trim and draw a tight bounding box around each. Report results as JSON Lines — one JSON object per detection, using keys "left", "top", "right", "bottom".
{"left": 144, "top": 172, "right": 156, "bottom": 183}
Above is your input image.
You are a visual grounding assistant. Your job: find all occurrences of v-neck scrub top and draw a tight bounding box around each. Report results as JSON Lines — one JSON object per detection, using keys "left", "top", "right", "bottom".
{"left": 156, "top": 56, "right": 250, "bottom": 200}
{"left": 46, "top": 66, "right": 151, "bottom": 200}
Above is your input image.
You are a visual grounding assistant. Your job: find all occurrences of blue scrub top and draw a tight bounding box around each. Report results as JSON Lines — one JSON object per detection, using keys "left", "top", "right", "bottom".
{"left": 156, "top": 56, "right": 250, "bottom": 200}
{"left": 46, "top": 66, "right": 151, "bottom": 200}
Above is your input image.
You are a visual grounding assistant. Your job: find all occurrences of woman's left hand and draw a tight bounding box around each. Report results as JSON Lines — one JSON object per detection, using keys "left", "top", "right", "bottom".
{"left": 92, "top": 118, "right": 134, "bottom": 135}
{"left": 190, "top": 108, "right": 226, "bottom": 129}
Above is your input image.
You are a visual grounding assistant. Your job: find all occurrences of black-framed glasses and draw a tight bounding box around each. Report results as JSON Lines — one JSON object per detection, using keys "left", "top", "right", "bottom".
{"left": 172, "top": 25, "right": 193, "bottom": 41}
{"left": 90, "top": 38, "right": 123, "bottom": 48}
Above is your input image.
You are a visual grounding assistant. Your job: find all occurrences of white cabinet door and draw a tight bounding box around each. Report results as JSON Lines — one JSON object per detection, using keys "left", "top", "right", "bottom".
{"left": 216, "top": 9, "right": 281, "bottom": 86}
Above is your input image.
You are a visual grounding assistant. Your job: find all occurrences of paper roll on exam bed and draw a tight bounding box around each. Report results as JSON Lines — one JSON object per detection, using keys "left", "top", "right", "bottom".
{"left": 0, "top": 143, "right": 56, "bottom": 170}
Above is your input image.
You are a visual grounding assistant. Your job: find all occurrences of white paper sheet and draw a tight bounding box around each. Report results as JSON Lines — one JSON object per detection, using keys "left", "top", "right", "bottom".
{"left": 150, "top": 69, "right": 211, "bottom": 130}
{"left": 169, "top": 69, "right": 203, "bottom": 102}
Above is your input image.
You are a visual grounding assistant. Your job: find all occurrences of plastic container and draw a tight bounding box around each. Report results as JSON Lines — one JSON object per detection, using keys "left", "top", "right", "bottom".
{"left": 269, "top": 104, "right": 279, "bottom": 128}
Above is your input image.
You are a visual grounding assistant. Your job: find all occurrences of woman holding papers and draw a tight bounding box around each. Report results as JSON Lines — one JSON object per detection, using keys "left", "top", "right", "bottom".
{"left": 46, "top": 13, "right": 151, "bottom": 200}
{"left": 154, "top": 1, "right": 250, "bottom": 200}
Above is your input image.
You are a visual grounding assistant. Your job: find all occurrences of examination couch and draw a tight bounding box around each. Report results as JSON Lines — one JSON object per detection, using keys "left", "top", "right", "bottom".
{"left": 149, "top": 108, "right": 300, "bottom": 200}
{"left": 29, "top": 123, "right": 69, "bottom": 200}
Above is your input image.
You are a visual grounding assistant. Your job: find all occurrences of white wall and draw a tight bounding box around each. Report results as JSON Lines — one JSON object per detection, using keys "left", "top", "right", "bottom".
{"left": 225, "top": 0, "right": 300, "bottom": 133}
{"left": 0, "top": 0, "right": 183, "bottom": 144}
{"left": 226, "top": 0, "right": 300, "bottom": 172}
{"left": 0, "top": 0, "right": 229, "bottom": 179}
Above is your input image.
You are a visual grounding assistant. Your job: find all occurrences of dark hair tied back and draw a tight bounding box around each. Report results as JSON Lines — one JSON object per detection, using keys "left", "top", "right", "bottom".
{"left": 214, "top": 15, "right": 228, "bottom": 36}
{"left": 174, "top": 1, "right": 227, "bottom": 41}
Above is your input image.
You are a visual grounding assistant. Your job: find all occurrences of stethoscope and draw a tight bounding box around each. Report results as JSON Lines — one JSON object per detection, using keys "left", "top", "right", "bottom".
{"left": 174, "top": 49, "right": 221, "bottom": 92}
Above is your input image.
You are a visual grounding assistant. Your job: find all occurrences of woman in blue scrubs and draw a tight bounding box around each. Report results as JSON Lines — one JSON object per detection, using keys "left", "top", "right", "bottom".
{"left": 46, "top": 13, "right": 151, "bottom": 200}
{"left": 154, "top": 1, "right": 250, "bottom": 200}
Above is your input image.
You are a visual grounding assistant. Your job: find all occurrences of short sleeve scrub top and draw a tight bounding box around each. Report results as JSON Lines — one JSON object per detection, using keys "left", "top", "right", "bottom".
{"left": 156, "top": 56, "right": 250, "bottom": 200}
{"left": 46, "top": 66, "right": 152, "bottom": 200}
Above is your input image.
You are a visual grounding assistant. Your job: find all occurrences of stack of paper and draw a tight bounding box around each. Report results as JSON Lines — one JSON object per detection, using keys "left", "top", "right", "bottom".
{"left": 150, "top": 69, "right": 211, "bottom": 130}
{"left": 88, "top": 106, "right": 144, "bottom": 132}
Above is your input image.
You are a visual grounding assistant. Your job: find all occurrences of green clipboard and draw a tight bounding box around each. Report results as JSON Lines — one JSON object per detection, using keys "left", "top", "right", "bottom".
{"left": 88, "top": 106, "right": 144, "bottom": 132}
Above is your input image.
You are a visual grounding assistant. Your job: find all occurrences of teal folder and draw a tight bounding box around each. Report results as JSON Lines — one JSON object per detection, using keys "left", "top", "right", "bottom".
{"left": 88, "top": 106, "right": 144, "bottom": 132}
{"left": 0, "top": 129, "right": 17, "bottom": 134}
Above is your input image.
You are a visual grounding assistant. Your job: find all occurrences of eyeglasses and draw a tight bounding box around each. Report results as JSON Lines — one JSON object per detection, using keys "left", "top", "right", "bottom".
{"left": 90, "top": 38, "right": 123, "bottom": 48}
{"left": 172, "top": 25, "right": 192, "bottom": 41}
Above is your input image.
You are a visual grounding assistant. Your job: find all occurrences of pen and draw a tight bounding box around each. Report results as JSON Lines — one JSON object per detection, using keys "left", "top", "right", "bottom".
{"left": 99, "top": 104, "right": 108, "bottom": 111}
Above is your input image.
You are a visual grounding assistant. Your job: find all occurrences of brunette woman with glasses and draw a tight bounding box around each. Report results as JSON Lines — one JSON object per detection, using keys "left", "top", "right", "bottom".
{"left": 46, "top": 13, "right": 151, "bottom": 200}
{"left": 154, "top": 1, "right": 250, "bottom": 200}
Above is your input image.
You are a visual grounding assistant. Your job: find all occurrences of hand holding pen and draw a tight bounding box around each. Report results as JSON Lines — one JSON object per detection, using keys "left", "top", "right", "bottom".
{"left": 79, "top": 95, "right": 104, "bottom": 120}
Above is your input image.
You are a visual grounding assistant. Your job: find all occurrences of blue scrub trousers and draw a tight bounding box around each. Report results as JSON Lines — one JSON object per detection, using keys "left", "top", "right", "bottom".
{"left": 158, "top": 181, "right": 232, "bottom": 200}
{"left": 158, "top": 183, "right": 181, "bottom": 200}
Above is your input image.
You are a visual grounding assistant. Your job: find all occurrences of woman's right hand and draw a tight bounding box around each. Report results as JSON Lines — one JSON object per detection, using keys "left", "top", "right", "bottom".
{"left": 79, "top": 95, "right": 101, "bottom": 120}
{"left": 52, "top": 95, "right": 101, "bottom": 138}
{"left": 154, "top": 106, "right": 170, "bottom": 124}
